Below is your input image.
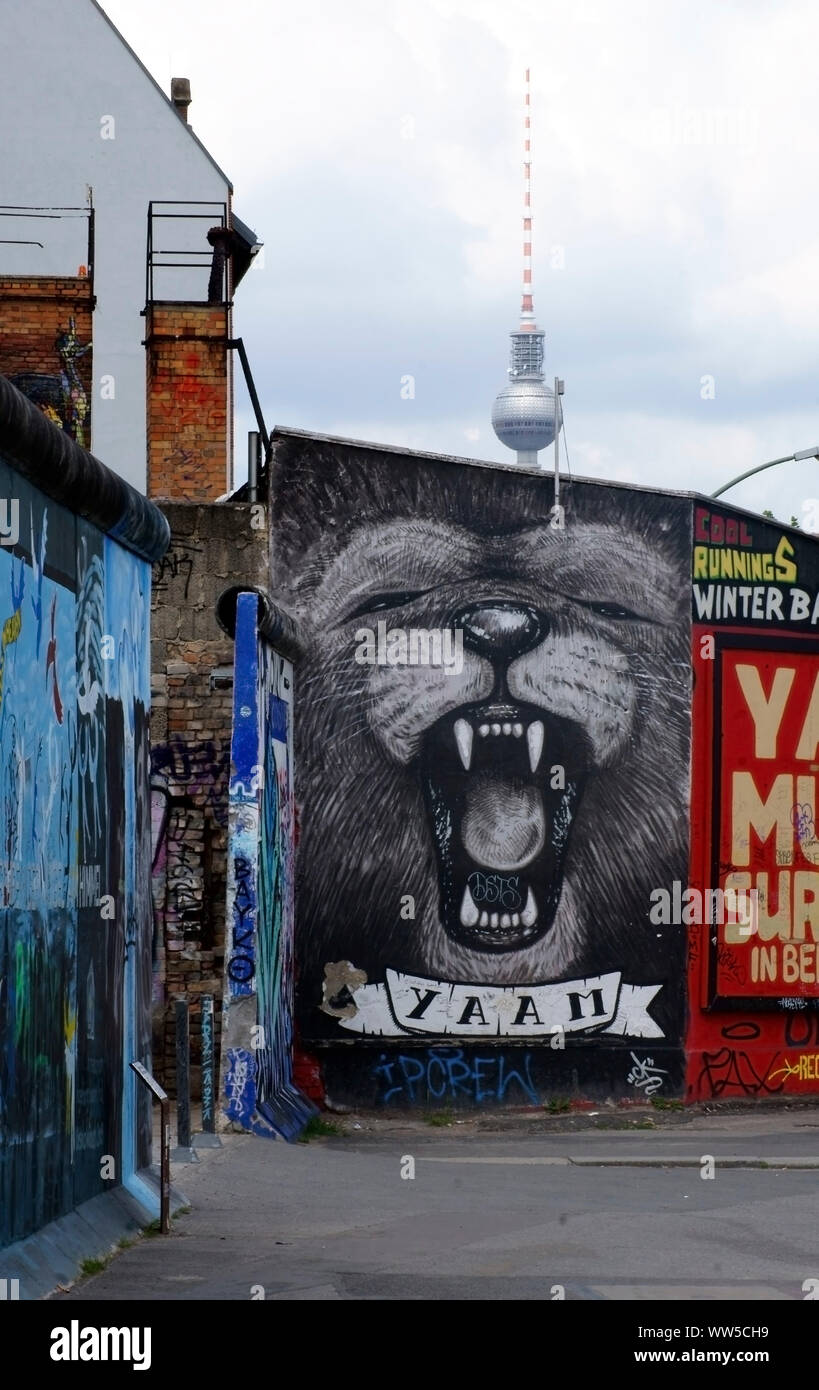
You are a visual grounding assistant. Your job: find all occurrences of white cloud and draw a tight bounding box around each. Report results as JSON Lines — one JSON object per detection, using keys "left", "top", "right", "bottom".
{"left": 100, "top": 0, "right": 819, "bottom": 503}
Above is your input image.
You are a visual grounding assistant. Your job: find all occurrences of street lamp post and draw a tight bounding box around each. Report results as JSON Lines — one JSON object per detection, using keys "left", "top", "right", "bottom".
{"left": 711, "top": 447, "right": 819, "bottom": 499}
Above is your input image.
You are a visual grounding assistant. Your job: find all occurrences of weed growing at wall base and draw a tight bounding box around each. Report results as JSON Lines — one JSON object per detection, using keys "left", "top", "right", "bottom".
{"left": 297, "top": 1116, "right": 341, "bottom": 1142}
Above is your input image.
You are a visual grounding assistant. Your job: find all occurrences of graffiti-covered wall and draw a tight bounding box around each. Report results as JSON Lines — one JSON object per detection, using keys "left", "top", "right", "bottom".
{"left": 0, "top": 277, "right": 93, "bottom": 447}
{"left": 219, "top": 589, "right": 313, "bottom": 1137}
{"left": 149, "top": 503, "right": 268, "bottom": 1093}
{"left": 0, "top": 375, "right": 168, "bottom": 1247}
{"left": 688, "top": 504, "right": 819, "bottom": 1099}
{"left": 268, "top": 431, "right": 693, "bottom": 1105}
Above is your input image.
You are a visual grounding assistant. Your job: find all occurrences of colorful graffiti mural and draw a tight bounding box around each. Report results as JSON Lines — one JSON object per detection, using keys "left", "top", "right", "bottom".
{"left": 688, "top": 504, "right": 819, "bottom": 1099}
{"left": 220, "top": 591, "right": 313, "bottom": 1137}
{"left": 0, "top": 376, "right": 166, "bottom": 1248}
{"left": 149, "top": 732, "right": 230, "bottom": 1046}
{"left": 9, "top": 317, "right": 91, "bottom": 447}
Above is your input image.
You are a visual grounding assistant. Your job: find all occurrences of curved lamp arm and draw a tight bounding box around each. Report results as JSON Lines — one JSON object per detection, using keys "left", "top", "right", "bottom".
{"left": 711, "top": 447, "right": 819, "bottom": 499}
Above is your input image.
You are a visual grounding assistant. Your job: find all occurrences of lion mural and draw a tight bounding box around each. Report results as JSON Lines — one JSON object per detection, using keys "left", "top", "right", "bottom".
{"left": 268, "top": 434, "right": 691, "bottom": 1045}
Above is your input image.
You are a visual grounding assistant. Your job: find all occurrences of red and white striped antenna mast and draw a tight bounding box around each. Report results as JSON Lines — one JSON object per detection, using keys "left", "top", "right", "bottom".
{"left": 521, "top": 66, "right": 536, "bottom": 332}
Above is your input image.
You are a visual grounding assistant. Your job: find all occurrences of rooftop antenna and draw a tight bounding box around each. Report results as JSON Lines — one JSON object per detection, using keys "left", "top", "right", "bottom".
{"left": 491, "top": 68, "right": 560, "bottom": 470}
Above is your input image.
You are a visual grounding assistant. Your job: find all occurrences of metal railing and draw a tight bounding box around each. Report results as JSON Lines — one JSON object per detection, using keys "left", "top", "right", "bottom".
{"left": 146, "top": 200, "right": 229, "bottom": 305}
{"left": 0, "top": 205, "right": 94, "bottom": 286}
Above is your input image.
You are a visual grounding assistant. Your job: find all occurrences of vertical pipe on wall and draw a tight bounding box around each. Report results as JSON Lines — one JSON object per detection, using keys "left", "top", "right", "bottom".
{"left": 160, "top": 1095, "right": 171, "bottom": 1235}
{"left": 553, "top": 377, "right": 562, "bottom": 503}
{"left": 247, "top": 430, "right": 259, "bottom": 504}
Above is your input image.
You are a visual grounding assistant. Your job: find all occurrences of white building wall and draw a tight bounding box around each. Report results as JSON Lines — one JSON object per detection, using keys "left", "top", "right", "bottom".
{"left": 0, "top": 0, "right": 232, "bottom": 493}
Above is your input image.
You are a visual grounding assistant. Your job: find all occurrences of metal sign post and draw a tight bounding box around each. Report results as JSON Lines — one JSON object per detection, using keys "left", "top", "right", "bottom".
{"left": 554, "top": 377, "right": 564, "bottom": 503}
{"left": 129, "top": 1061, "right": 171, "bottom": 1235}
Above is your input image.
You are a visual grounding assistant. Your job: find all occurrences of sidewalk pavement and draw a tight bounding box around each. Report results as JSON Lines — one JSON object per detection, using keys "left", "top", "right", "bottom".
{"left": 53, "top": 1100, "right": 819, "bottom": 1302}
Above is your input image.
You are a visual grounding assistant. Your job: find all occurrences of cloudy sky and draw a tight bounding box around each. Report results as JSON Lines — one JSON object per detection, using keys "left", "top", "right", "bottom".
{"left": 103, "top": 0, "right": 819, "bottom": 520}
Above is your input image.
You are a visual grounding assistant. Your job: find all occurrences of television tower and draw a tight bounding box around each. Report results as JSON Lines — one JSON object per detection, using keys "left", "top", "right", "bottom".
{"left": 491, "top": 68, "right": 557, "bottom": 468}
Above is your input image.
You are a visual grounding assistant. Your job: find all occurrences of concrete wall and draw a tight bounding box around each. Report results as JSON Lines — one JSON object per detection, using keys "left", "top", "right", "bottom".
{"left": 149, "top": 502, "right": 268, "bottom": 1093}
{"left": 0, "top": 0, "right": 231, "bottom": 492}
{"left": 0, "top": 375, "right": 168, "bottom": 1249}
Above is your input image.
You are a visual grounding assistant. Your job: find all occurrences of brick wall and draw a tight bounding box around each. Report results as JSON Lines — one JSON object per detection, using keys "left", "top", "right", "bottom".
{"left": 0, "top": 277, "right": 93, "bottom": 445}
{"left": 145, "top": 302, "right": 230, "bottom": 502}
{"left": 151, "top": 501, "right": 268, "bottom": 1094}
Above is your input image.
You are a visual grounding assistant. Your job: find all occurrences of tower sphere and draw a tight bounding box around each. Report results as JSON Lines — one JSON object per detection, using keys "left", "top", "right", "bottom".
{"left": 491, "top": 377, "right": 555, "bottom": 454}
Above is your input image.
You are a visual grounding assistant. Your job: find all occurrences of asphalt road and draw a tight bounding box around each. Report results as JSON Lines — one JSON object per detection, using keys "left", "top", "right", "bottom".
{"left": 60, "top": 1113, "right": 819, "bottom": 1301}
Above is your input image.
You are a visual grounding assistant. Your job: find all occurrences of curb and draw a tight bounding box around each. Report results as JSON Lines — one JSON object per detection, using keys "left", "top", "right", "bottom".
{"left": 567, "top": 1155, "right": 819, "bottom": 1168}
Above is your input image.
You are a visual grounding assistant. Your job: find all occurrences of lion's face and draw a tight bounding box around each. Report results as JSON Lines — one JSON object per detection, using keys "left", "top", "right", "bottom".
{"left": 287, "top": 492, "right": 690, "bottom": 1002}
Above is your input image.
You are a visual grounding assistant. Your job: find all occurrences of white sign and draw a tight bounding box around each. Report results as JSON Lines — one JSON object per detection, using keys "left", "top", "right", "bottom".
{"left": 338, "top": 969, "right": 663, "bottom": 1039}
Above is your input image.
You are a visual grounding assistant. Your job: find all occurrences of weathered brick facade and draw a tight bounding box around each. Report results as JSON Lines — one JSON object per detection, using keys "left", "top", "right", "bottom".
{"left": 150, "top": 502, "right": 268, "bottom": 1093}
{"left": 145, "top": 302, "right": 230, "bottom": 502}
{"left": 0, "top": 276, "right": 93, "bottom": 444}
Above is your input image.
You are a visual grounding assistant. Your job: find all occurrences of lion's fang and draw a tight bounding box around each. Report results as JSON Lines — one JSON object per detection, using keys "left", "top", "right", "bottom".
{"left": 460, "top": 884, "right": 480, "bottom": 926}
{"left": 527, "top": 720, "right": 544, "bottom": 772}
{"left": 521, "top": 886, "right": 538, "bottom": 926}
{"left": 453, "top": 718, "right": 473, "bottom": 770}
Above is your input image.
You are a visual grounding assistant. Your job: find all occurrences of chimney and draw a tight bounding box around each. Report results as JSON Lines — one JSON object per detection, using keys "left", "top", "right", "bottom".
{"left": 171, "top": 77, "right": 192, "bottom": 123}
{"left": 145, "top": 296, "right": 230, "bottom": 502}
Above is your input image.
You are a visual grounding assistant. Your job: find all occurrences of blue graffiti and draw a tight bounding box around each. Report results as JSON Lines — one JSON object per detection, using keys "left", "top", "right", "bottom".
{"left": 373, "top": 1048, "right": 538, "bottom": 1105}
{"left": 227, "top": 852, "right": 256, "bottom": 990}
{"left": 222, "top": 1046, "right": 275, "bottom": 1136}
{"left": 269, "top": 693, "right": 287, "bottom": 743}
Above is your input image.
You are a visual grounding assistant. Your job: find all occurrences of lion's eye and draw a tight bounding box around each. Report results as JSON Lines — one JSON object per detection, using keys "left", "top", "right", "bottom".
{"left": 585, "top": 600, "right": 644, "bottom": 621}
{"left": 346, "top": 590, "right": 428, "bottom": 619}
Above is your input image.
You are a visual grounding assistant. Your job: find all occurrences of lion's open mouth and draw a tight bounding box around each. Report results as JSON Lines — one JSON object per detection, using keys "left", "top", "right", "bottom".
{"left": 421, "top": 701, "right": 587, "bottom": 952}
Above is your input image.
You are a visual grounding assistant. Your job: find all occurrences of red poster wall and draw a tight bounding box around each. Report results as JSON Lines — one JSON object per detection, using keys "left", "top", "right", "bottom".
{"left": 688, "top": 627, "right": 819, "bottom": 1098}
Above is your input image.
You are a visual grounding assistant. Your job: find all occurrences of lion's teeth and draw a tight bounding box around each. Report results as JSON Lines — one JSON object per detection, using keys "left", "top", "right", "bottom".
{"left": 490, "top": 912, "right": 499, "bottom": 927}
{"left": 513, "top": 723, "right": 523, "bottom": 737}
{"left": 500, "top": 912, "right": 511, "bottom": 927}
{"left": 460, "top": 884, "right": 480, "bottom": 926}
{"left": 512, "top": 912, "right": 520, "bottom": 926}
{"left": 521, "top": 887, "right": 537, "bottom": 927}
{"left": 502, "top": 723, "right": 511, "bottom": 735}
{"left": 527, "top": 720, "right": 544, "bottom": 773}
{"left": 491, "top": 722, "right": 501, "bottom": 736}
{"left": 454, "top": 718, "right": 473, "bottom": 770}
{"left": 478, "top": 724, "right": 489, "bottom": 737}
{"left": 479, "top": 911, "right": 489, "bottom": 927}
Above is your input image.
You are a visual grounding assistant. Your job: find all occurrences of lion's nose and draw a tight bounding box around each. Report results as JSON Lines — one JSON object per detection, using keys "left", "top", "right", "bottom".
{"left": 454, "top": 602, "right": 547, "bottom": 664}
